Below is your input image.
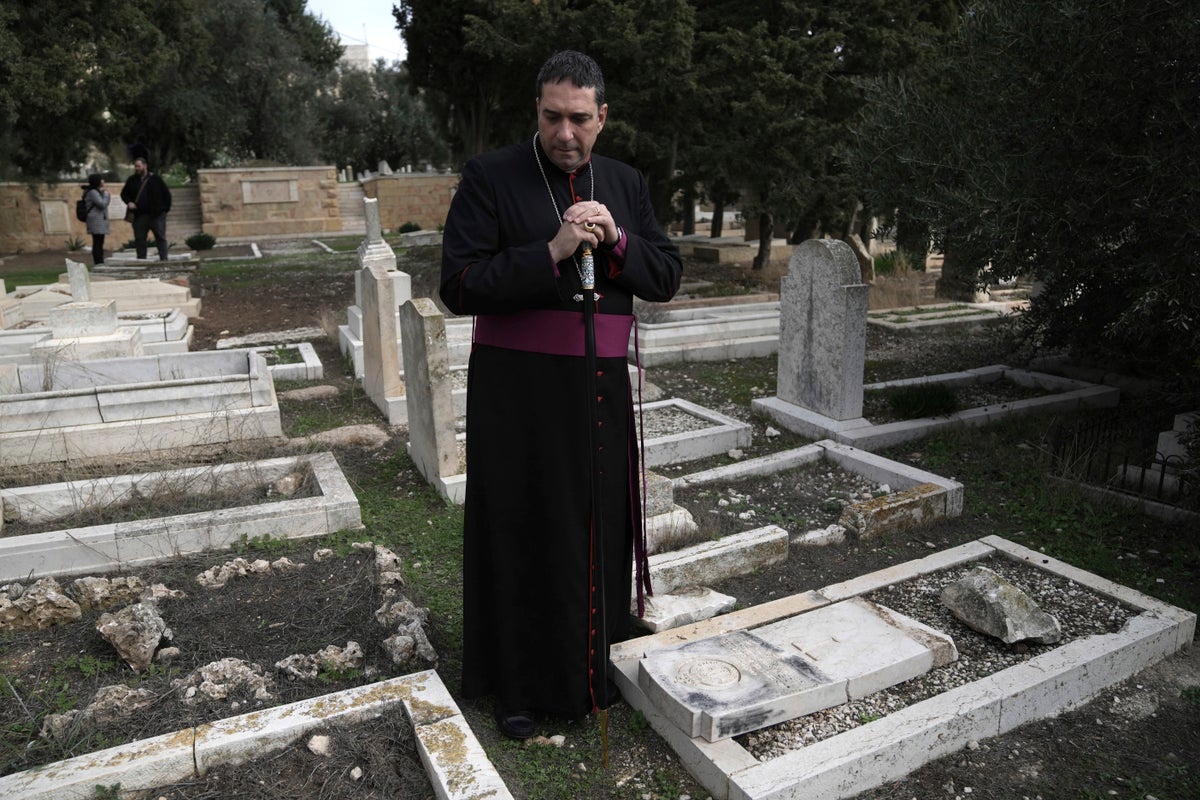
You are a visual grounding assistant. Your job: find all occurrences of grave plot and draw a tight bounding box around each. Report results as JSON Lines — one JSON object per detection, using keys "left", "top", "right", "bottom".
{"left": 0, "top": 671, "right": 508, "bottom": 800}
{"left": 0, "top": 531, "right": 498, "bottom": 800}
{"left": 867, "top": 302, "right": 1018, "bottom": 333}
{"left": 637, "top": 398, "right": 753, "bottom": 467}
{"left": 0, "top": 452, "right": 362, "bottom": 582}
{"left": 633, "top": 299, "right": 781, "bottom": 366}
{"left": 0, "top": 349, "right": 283, "bottom": 467}
{"left": 673, "top": 440, "right": 962, "bottom": 545}
{"left": 752, "top": 239, "right": 1121, "bottom": 452}
{"left": 837, "top": 366, "right": 1120, "bottom": 450}
{"left": 246, "top": 341, "right": 323, "bottom": 381}
{"left": 611, "top": 536, "right": 1196, "bottom": 800}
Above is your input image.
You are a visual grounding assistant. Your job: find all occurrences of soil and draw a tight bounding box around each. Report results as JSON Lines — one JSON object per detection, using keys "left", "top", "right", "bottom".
{"left": 1, "top": 242, "right": 1197, "bottom": 800}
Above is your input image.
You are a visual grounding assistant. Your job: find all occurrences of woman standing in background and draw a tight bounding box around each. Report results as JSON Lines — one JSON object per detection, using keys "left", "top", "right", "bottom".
{"left": 84, "top": 173, "right": 110, "bottom": 265}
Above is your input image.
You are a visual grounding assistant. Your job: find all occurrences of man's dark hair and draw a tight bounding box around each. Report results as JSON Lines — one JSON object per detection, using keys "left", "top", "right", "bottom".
{"left": 536, "top": 50, "right": 606, "bottom": 106}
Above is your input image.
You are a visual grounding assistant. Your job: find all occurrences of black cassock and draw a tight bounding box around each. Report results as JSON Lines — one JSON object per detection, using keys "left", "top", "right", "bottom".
{"left": 440, "top": 137, "right": 682, "bottom": 717}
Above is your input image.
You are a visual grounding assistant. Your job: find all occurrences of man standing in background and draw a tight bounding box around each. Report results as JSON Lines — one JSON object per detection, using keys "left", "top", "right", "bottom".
{"left": 120, "top": 156, "right": 172, "bottom": 261}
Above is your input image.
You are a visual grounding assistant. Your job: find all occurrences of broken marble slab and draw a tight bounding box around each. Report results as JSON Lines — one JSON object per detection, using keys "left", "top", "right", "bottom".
{"left": 638, "top": 596, "right": 957, "bottom": 742}
{"left": 633, "top": 586, "right": 737, "bottom": 633}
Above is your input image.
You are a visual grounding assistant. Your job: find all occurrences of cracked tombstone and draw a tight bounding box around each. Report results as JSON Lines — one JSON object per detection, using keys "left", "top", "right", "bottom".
{"left": 940, "top": 565, "right": 1063, "bottom": 644}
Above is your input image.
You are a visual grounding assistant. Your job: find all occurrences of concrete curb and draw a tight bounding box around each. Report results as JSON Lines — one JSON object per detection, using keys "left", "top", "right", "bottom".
{"left": 0, "top": 670, "right": 513, "bottom": 800}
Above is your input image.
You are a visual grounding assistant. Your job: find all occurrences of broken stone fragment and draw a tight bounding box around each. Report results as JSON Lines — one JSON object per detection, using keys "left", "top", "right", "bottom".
{"left": 142, "top": 584, "right": 187, "bottom": 604}
{"left": 270, "top": 556, "right": 305, "bottom": 573}
{"left": 196, "top": 557, "right": 253, "bottom": 589}
{"left": 42, "top": 684, "right": 159, "bottom": 738}
{"left": 174, "top": 657, "right": 274, "bottom": 704}
{"left": 379, "top": 598, "right": 438, "bottom": 668}
{"left": 940, "top": 565, "right": 1062, "bottom": 644}
{"left": 95, "top": 600, "right": 173, "bottom": 672}
{"left": 275, "top": 641, "right": 364, "bottom": 680}
{"left": 70, "top": 576, "right": 146, "bottom": 612}
{"left": 0, "top": 578, "right": 82, "bottom": 631}
{"left": 372, "top": 545, "right": 405, "bottom": 588}
{"left": 271, "top": 470, "right": 307, "bottom": 497}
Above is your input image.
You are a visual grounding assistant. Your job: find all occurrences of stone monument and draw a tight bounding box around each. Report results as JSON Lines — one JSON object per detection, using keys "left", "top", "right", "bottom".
{"left": 399, "top": 297, "right": 461, "bottom": 500}
{"left": 752, "top": 239, "right": 870, "bottom": 438}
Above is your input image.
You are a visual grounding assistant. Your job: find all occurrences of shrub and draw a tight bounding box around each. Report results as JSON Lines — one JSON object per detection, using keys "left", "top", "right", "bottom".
{"left": 874, "top": 250, "right": 913, "bottom": 276}
{"left": 185, "top": 233, "right": 217, "bottom": 251}
{"left": 397, "top": 221, "right": 421, "bottom": 234}
{"left": 883, "top": 383, "right": 960, "bottom": 419}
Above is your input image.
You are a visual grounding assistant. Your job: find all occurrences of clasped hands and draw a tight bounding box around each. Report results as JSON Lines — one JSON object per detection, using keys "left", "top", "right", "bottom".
{"left": 548, "top": 201, "right": 618, "bottom": 264}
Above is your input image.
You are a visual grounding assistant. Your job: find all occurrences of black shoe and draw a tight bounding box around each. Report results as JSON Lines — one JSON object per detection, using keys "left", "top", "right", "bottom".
{"left": 494, "top": 706, "right": 535, "bottom": 740}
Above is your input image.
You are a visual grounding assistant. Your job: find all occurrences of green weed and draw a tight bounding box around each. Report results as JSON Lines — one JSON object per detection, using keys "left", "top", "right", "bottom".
{"left": 59, "top": 654, "right": 113, "bottom": 680}
{"left": 233, "top": 533, "right": 291, "bottom": 555}
{"left": 316, "top": 666, "right": 364, "bottom": 685}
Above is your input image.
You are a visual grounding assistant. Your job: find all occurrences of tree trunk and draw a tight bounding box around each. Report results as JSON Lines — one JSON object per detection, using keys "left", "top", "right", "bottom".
{"left": 933, "top": 240, "right": 985, "bottom": 302}
{"left": 752, "top": 211, "right": 773, "bottom": 270}
{"left": 710, "top": 193, "right": 725, "bottom": 238}
{"left": 648, "top": 134, "right": 679, "bottom": 228}
{"left": 681, "top": 182, "right": 696, "bottom": 236}
{"left": 895, "top": 209, "right": 930, "bottom": 272}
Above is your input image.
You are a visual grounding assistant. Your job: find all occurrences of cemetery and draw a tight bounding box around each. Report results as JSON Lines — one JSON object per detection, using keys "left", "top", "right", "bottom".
{"left": 0, "top": 223, "right": 1195, "bottom": 800}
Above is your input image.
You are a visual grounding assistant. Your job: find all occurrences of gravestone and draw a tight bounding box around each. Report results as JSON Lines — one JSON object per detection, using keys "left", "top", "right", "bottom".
{"left": 359, "top": 264, "right": 404, "bottom": 416}
{"left": 399, "top": 297, "right": 458, "bottom": 485}
{"left": 66, "top": 259, "right": 90, "bottom": 301}
{"left": 358, "top": 198, "right": 397, "bottom": 272}
{"left": 638, "top": 596, "right": 956, "bottom": 742}
{"left": 30, "top": 300, "right": 143, "bottom": 362}
{"left": 775, "top": 239, "right": 869, "bottom": 420}
{"left": 357, "top": 198, "right": 408, "bottom": 419}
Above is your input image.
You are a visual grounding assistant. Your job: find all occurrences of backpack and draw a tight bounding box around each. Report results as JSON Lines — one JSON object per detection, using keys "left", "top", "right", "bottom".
{"left": 75, "top": 190, "right": 88, "bottom": 222}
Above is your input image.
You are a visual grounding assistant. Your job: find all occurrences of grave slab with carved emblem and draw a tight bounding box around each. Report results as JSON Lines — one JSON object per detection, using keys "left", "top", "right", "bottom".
{"left": 637, "top": 597, "right": 957, "bottom": 741}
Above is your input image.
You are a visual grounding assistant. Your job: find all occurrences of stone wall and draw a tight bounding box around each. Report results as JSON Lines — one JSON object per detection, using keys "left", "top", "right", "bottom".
{"left": 362, "top": 173, "right": 458, "bottom": 232}
{"left": 0, "top": 182, "right": 100, "bottom": 254}
{"left": 1, "top": 168, "right": 460, "bottom": 254}
{"left": 198, "top": 166, "right": 341, "bottom": 239}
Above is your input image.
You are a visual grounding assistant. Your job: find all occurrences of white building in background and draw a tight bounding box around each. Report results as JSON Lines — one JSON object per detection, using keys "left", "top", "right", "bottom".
{"left": 339, "top": 44, "right": 370, "bottom": 71}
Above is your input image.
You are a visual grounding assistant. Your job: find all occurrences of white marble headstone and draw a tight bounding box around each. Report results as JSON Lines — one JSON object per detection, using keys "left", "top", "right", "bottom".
{"left": 399, "top": 297, "right": 458, "bottom": 483}
{"left": 357, "top": 197, "right": 397, "bottom": 271}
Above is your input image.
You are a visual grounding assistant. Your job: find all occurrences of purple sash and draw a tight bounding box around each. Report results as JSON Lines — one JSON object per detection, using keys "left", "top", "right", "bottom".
{"left": 473, "top": 309, "right": 633, "bottom": 358}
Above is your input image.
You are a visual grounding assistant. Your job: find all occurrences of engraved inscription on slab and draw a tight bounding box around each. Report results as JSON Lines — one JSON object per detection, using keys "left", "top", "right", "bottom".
{"left": 674, "top": 658, "right": 741, "bottom": 690}
{"left": 241, "top": 179, "right": 298, "bottom": 204}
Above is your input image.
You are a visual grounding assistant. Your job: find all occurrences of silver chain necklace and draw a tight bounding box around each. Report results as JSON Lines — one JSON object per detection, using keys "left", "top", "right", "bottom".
{"left": 532, "top": 132, "right": 594, "bottom": 288}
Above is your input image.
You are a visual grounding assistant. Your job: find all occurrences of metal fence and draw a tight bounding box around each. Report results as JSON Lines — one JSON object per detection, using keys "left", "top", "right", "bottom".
{"left": 1046, "top": 409, "right": 1196, "bottom": 511}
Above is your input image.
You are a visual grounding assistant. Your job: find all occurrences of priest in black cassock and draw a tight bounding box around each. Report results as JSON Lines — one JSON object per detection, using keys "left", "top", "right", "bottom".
{"left": 440, "top": 50, "right": 683, "bottom": 739}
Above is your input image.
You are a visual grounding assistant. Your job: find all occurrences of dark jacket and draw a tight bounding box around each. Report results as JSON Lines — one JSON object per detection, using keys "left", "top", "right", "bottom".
{"left": 120, "top": 172, "right": 172, "bottom": 217}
